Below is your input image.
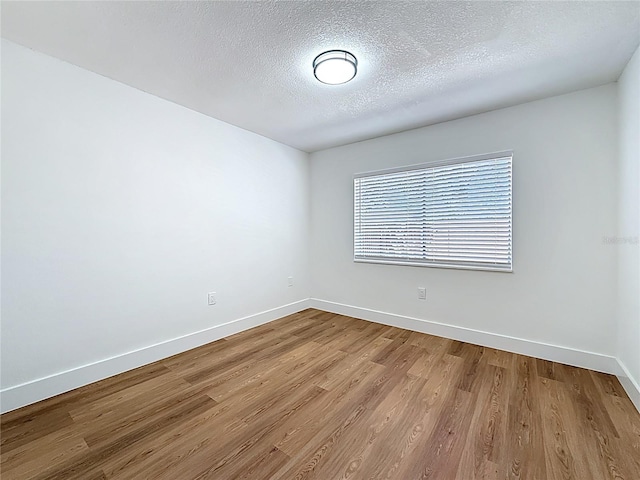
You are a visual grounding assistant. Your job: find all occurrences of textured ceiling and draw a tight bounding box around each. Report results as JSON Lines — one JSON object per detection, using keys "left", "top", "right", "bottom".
{"left": 2, "top": 1, "right": 639, "bottom": 152}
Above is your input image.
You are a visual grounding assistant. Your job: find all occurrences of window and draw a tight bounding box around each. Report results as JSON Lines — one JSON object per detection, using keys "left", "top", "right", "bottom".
{"left": 354, "top": 152, "right": 512, "bottom": 272}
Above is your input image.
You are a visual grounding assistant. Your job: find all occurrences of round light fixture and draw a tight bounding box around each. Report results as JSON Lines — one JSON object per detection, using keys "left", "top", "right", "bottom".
{"left": 313, "top": 50, "right": 357, "bottom": 85}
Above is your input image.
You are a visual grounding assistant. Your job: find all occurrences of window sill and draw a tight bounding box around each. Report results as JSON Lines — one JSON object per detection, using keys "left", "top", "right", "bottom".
{"left": 353, "top": 257, "right": 513, "bottom": 273}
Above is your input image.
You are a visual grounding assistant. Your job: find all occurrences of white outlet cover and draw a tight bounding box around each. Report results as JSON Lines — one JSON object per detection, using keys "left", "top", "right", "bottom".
{"left": 207, "top": 292, "right": 216, "bottom": 305}
{"left": 418, "top": 288, "right": 426, "bottom": 300}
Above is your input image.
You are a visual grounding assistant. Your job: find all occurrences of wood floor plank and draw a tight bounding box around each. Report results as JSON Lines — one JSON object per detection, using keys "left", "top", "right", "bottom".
{"left": 99, "top": 395, "right": 242, "bottom": 478}
{"left": 505, "top": 355, "right": 547, "bottom": 480}
{"left": 596, "top": 393, "right": 640, "bottom": 477}
{"left": 269, "top": 344, "right": 425, "bottom": 479}
{"left": 486, "top": 347, "right": 514, "bottom": 369}
{"left": 0, "top": 406, "right": 75, "bottom": 455}
{"left": 1, "top": 308, "right": 639, "bottom": 480}
{"left": 395, "top": 385, "right": 475, "bottom": 479}
{"left": 455, "top": 365, "right": 508, "bottom": 480}
{"left": 271, "top": 359, "right": 387, "bottom": 456}
{"left": 537, "top": 376, "right": 587, "bottom": 480}
{"left": 305, "top": 372, "right": 428, "bottom": 479}
{"left": 0, "top": 426, "right": 89, "bottom": 480}
{"left": 31, "top": 395, "right": 218, "bottom": 480}
{"left": 559, "top": 366, "right": 634, "bottom": 479}
{"left": 124, "top": 385, "right": 326, "bottom": 480}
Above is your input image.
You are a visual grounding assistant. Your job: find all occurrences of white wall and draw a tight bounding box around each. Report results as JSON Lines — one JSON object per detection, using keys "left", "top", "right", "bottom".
{"left": 1, "top": 40, "right": 310, "bottom": 409}
{"left": 617, "top": 44, "right": 640, "bottom": 407}
{"left": 310, "top": 85, "right": 619, "bottom": 367}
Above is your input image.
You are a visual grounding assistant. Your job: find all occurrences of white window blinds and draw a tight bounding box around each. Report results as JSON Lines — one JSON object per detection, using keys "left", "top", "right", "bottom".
{"left": 354, "top": 152, "right": 512, "bottom": 272}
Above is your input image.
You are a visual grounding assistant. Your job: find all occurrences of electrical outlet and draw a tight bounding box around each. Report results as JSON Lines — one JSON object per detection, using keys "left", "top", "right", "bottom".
{"left": 418, "top": 287, "right": 426, "bottom": 300}
{"left": 288, "top": 276, "right": 294, "bottom": 287}
{"left": 207, "top": 292, "right": 216, "bottom": 305}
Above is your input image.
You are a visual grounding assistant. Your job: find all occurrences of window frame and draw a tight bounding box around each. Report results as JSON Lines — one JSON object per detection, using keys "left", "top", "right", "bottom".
{"left": 353, "top": 151, "right": 513, "bottom": 273}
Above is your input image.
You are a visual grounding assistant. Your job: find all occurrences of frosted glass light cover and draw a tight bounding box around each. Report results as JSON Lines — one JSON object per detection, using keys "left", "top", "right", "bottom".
{"left": 313, "top": 50, "right": 357, "bottom": 85}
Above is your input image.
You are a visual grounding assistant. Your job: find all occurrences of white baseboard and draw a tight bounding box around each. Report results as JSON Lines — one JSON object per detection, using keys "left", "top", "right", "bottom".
{"left": 309, "top": 299, "right": 621, "bottom": 376}
{"left": 616, "top": 360, "right": 640, "bottom": 412}
{"left": 0, "top": 299, "right": 310, "bottom": 414}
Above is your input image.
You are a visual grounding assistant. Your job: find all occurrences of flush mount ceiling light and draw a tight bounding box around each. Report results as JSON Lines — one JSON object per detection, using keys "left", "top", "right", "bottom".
{"left": 313, "top": 50, "right": 357, "bottom": 85}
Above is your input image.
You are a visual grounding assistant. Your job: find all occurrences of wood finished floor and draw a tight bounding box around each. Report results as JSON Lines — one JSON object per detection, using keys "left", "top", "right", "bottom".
{"left": 2, "top": 309, "right": 639, "bottom": 480}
